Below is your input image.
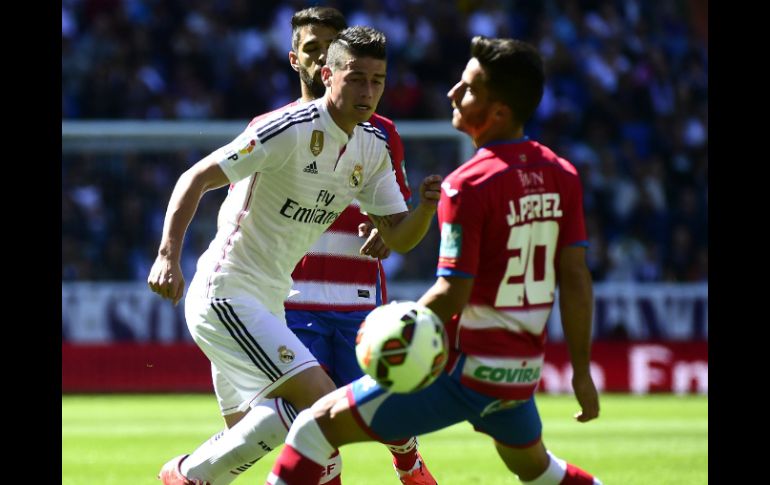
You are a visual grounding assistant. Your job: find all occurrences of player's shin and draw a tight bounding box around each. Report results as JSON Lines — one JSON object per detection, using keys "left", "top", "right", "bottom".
{"left": 267, "top": 409, "right": 337, "bottom": 485}
{"left": 182, "top": 398, "right": 295, "bottom": 484}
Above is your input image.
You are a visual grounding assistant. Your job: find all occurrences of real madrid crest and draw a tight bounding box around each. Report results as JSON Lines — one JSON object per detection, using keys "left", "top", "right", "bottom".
{"left": 277, "top": 345, "right": 295, "bottom": 364}
{"left": 349, "top": 164, "right": 363, "bottom": 188}
{"left": 310, "top": 130, "right": 324, "bottom": 156}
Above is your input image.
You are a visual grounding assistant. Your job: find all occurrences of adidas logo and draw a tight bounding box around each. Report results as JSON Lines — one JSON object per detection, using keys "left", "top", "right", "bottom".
{"left": 303, "top": 161, "right": 318, "bottom": 174}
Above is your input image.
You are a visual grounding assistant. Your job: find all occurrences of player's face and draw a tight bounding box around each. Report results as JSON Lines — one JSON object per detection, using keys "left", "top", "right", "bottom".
{"left": 291, "top": 24, "right": 339, "bottom": 99}
{"left": 324, "top": 56, "right": 386, "bottom": 131}
{"left": 447, "top": 58, "right": 496, "bottom": 136}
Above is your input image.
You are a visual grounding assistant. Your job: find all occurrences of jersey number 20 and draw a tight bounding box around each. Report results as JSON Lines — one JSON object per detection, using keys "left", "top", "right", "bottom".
{"left": 495, "top": 220, "right": 558, "bottom": 307}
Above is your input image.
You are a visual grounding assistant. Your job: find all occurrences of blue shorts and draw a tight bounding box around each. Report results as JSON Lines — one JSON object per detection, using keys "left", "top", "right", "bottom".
{"left": 347, "top": 372, "right": 542, "bottom": 448}
{"left": 285, "top": 310, "right": 369, "bottom": 388}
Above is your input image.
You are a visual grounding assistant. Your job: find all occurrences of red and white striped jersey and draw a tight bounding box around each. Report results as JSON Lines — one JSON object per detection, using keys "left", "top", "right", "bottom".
{"left": 194, "top": 100, "right": 408, "bottom": 316}
{"left": 437, "top": 139, "right": 587, "bottom": 400}
{"left": 285, "top": 113, "right": 410, "bottom": 312}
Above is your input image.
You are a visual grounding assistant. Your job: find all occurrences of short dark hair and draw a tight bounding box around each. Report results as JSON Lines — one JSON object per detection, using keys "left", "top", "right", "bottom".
{"left": 291, "top": 7, "right": 347, "bottom": 51}
{"left": 327, "top": 26, "right": 387, "bottom": 71}
{"left": 470, "top": 36, "right": 545, "bottom": 123}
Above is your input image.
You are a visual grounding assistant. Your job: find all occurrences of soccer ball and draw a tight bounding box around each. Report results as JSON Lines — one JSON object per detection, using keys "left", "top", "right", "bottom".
{"left": 355, "top": 301, "right": 448, "bottom": 393}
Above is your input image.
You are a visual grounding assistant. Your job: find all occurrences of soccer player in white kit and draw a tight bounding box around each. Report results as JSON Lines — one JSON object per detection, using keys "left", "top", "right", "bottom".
{"left": 147, "top": 26, "right": 442, "bottom": 485}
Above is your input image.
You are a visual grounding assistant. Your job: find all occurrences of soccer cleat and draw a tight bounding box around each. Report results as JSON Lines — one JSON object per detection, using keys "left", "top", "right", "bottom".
{"left": 158, "top": 454, "right": 211, "bottom": 485}
{"left": 393, "top": 452, "right": 437, "bottom": 485}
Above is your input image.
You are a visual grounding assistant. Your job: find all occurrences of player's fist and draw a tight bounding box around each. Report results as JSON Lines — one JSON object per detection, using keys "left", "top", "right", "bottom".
{"left": 147, "top": 255, "right": 186, "bottom": 306}
{"left": 358, "top": 222, "right": 391, "bottom": 259}
{"left": 419, "top": 174, "right": 443, "bottom": 207}
{"left": 572, "top": 370, "right": 600, "bottom": 423}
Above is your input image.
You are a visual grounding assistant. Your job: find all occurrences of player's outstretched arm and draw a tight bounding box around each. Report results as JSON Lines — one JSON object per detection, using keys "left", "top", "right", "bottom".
{"left": 367, "top": 174, "right": 442, "bottom": 253}
{"left": 558, "top": 245, "right": 600, "bottom": 423}
{"left": 147, "top": 155, "right": 230, "bottom": 305}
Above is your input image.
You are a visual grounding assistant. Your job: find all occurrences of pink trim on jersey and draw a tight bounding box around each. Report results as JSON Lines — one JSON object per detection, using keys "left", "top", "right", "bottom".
{"left": 274, "top": 398, "right": 291, "bottom": 431}
{"left": 207, "top": 173, "right": 260, "bottom": 296}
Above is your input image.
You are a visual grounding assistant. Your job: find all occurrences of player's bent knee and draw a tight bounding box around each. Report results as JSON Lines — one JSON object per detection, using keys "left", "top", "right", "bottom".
{"left": 269, "top": 366, "right": 337, "bottom": 410}
{"left": 311, "top": 388, "right": 367, "bottom": 448}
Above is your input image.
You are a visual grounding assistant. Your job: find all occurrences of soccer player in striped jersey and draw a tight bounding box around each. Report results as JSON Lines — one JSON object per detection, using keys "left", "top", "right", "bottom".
{"left": 267, "top": 37, "right": 604, "bottom": 485}
{"left": 148, "top": 26, "right": 442, "bottom": 485}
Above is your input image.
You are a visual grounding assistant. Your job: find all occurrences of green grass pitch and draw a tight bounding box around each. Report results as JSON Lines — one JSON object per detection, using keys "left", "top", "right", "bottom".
{"left": 62, "top": 393, "right": 707, "bottom": 484}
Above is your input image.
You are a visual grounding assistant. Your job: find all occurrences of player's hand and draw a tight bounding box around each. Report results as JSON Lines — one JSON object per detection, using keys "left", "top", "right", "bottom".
{"left": 147, "top": 255, "right": 186, "bottom": 306}
{"left": 358, "top": 222, "right": 391, "bottom": 259}
{"left": 418, "top": 174, "right": 443, "bottom": 209}
{"left": 571, "top": 370, "right": 600, "bottom": 422}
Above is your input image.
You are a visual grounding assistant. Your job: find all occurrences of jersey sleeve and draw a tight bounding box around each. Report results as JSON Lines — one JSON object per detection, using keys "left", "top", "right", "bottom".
{"left": 212, "top": 119, "right": 298, "bottom": 183}
{"left": 436, "top": 179, "right": 482, "bottom": 278}
{"left": 357, "top": 147, "right": 409, "bottom": 216}
{"left": 370, "top": 115, "right": 411, "bottom": 205}
{"left": 557, "top": 163, "right": 588, "bottom": 249}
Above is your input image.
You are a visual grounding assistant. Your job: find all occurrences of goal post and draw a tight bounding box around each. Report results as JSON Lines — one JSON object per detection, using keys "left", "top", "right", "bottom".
{"left": 61, "top": 120, "right": 475, "bottom": 160}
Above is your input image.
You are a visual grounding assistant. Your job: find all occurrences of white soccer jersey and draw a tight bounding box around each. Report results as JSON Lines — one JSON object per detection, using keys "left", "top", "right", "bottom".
{"left": 192, "top": 100, "right": 407, "bottom": 316}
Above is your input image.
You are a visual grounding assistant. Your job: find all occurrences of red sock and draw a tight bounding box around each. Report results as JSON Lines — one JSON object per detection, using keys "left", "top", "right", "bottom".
{"left": 267, "top": 444, "right": 323, "bottom": 485}
{"left": 560, "top": 463, "right": 596, "bottom": 485}
{"left": 389, "top": 438, "right": 418, "bottom": 471}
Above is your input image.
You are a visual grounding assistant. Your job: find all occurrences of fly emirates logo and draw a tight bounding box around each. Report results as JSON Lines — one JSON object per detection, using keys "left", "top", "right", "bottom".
{"left": 279, "top": 189, "right": 341, "bottom": 225}
{"left": 505, "top": 193, "right": 562, "bottom": 226}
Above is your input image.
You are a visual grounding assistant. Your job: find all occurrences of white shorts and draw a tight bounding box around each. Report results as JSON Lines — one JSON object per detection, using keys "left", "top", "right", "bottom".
{"left": 185, "top": 283, "right": 318, "bottom": 415}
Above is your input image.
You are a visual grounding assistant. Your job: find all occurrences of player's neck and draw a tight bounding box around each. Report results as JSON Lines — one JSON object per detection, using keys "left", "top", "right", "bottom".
{"left": 325, "top": 98, "right": 356, "bottom": 137}
{"left": 472, "top": 124, "right": 524, "bottom": 149}
{"left": 299, "top": 86, "right": 317, "bottom": 103}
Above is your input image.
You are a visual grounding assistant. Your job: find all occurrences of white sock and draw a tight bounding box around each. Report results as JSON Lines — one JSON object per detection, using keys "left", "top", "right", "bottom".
{"left": 285, "top": 409, "right": 336, "bottom": 465}
{"left": 181, "top": 398, "right": 296, "bottom": 484}
{"left": 521, "top": 452, "right": 567, "bottom": 485}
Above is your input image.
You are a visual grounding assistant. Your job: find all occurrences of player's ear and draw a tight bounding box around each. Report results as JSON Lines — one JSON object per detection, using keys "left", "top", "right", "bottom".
{"left": 322, "top": 66, "right": 333, "bottom": 86}
{"left": 493, "top": 102, "right": 511, "bottom": 121}
{"left": 289, "top": 50, "right": 300, "bottom": 72}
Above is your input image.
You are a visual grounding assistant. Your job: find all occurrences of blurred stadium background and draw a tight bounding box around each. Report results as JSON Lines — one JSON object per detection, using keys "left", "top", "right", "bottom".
{"left": 62, "top": 0, "right": 707, "bottom": 482}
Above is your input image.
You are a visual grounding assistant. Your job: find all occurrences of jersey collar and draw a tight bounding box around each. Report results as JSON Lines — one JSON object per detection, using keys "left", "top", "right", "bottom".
{"left": 315, "top": 99, "right": 351, "bottom": 144}
{"left": 479, "top": 136, "right": 530, "bottom": 149}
